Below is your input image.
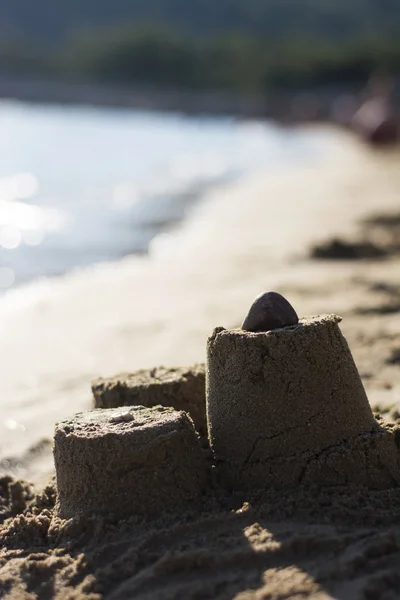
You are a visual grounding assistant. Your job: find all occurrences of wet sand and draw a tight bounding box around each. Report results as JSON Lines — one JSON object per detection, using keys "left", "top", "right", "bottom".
{"left": 1, "top": 126, "right": 400, "bottom": 598}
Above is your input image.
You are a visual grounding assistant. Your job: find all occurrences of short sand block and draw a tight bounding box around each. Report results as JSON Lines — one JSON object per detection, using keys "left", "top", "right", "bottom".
{"left": 206, "top": 314, "right": 400, "bottom": 490}
{"left": 54, "top": 406, "right": 207, "bottom": 519}
{"left": 92, "top": 365, "right": 206, "bottom": 436}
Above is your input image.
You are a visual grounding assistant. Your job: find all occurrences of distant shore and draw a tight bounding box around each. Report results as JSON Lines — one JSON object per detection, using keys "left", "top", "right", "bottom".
{"left": 0, "top": 75, "right": 361, "bottom": 121}
{"left": 0, "top": 75, "right": 268, "bottom": 117}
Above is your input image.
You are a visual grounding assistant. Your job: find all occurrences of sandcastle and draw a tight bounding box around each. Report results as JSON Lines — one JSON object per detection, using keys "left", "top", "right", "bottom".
{"left": 53, "top": 292, "right": 400, "bottom": 520}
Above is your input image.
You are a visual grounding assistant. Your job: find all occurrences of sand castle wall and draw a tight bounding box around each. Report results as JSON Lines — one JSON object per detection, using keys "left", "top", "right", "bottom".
{"left": 92, "top": 365, "right": 206, "bottom": 436}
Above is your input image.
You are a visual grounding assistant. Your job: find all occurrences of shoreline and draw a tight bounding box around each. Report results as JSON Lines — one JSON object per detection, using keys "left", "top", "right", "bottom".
{"left": 0, "top": 75, "right": 360, "bottom": 121}
{"left": 0, "top": 76, "right": 268, "bottom": 118}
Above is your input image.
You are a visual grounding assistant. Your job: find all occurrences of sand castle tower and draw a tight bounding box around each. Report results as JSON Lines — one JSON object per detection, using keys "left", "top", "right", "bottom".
{"left": 206, "top": 292, "right": 400, "bottom": 491}
{"left": 54, "top": 406, "right": 207, "bottom": 520}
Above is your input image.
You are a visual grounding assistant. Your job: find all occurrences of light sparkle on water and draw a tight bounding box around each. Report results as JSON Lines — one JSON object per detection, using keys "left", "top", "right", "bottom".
{"left": 0, "top": 225, "right": 22, "bottom": 249}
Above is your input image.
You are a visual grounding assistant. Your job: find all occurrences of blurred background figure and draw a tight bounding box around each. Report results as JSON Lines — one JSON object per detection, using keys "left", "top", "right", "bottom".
{"left": 352, "top": 74, "right": 399, "bottom": 146}
{"left": 331, "top": 94, "right": 359, "bottom": 128}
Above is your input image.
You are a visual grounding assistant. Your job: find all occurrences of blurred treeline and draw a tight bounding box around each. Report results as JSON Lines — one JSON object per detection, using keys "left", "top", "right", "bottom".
{"left": 2, "top": 0, "right": 400, "bottom": 92}
{"left": 1, "top": 27, "right": 400, "bottom": 91}
{"left": 0, "top": 26, "right": 400, "bottom": 91}
{"left": 2, "top": 0, "right": 399, "bottom": 42}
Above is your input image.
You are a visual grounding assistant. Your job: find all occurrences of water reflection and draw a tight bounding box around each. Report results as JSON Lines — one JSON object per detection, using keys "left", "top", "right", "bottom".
{"left": 0, "top": 225, "right": 22, "bottom": 249}
{"left": 0, "top": 172, "right": 38, "bottom": 202}
{"left": 0, "top": 198, "right": 64, "bottom": 248}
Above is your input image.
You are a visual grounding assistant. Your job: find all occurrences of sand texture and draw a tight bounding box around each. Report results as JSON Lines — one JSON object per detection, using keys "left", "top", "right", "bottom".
{"left": 3, "top": 475, "right": 400, "bottom": 599}
{"left": 92, "top": 365, "right": 206, "bottom": 436}
{"left": 54, "top": 406, "right": 206, "bottom": 520}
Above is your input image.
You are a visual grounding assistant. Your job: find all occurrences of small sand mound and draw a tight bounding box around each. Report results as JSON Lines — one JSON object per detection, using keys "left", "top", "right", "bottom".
{"left": 311, "top": 211, "right": 400, "bottom": 261}
{"left": 310, "top": 237, "right": 387, "bottom": 260}
{"left": 0, "top": 476, "right": 34, "bottom": 523}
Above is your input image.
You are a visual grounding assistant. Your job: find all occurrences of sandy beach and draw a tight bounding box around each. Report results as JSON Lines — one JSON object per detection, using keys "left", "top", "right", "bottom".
{"left": 1, "top": 125, "right": 400, "bottom": 599}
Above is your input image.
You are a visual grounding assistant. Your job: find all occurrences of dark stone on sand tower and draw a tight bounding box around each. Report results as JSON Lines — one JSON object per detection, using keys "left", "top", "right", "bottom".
{"left": 241, "top": 291, "right": 299, "bottom": 333}
{"left": 92, "top": 364, "right": 206, "bottom": 436}
{"left": 54, "top": 406, "right": 207, "bottom": 520}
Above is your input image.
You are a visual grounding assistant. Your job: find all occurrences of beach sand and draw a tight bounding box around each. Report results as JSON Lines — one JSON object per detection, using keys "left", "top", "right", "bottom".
{"left": 1, "top": 126, "right": 400, "bottom": 598}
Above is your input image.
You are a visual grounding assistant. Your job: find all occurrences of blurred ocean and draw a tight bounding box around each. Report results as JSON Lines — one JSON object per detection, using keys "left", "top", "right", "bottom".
{"left": 0, "top": 101, "right": 334, "bottom": 290}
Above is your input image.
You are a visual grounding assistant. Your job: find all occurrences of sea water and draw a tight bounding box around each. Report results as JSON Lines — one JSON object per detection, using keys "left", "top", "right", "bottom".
{"left": 0, "top": 100, "right": 334, "bottom": 290}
